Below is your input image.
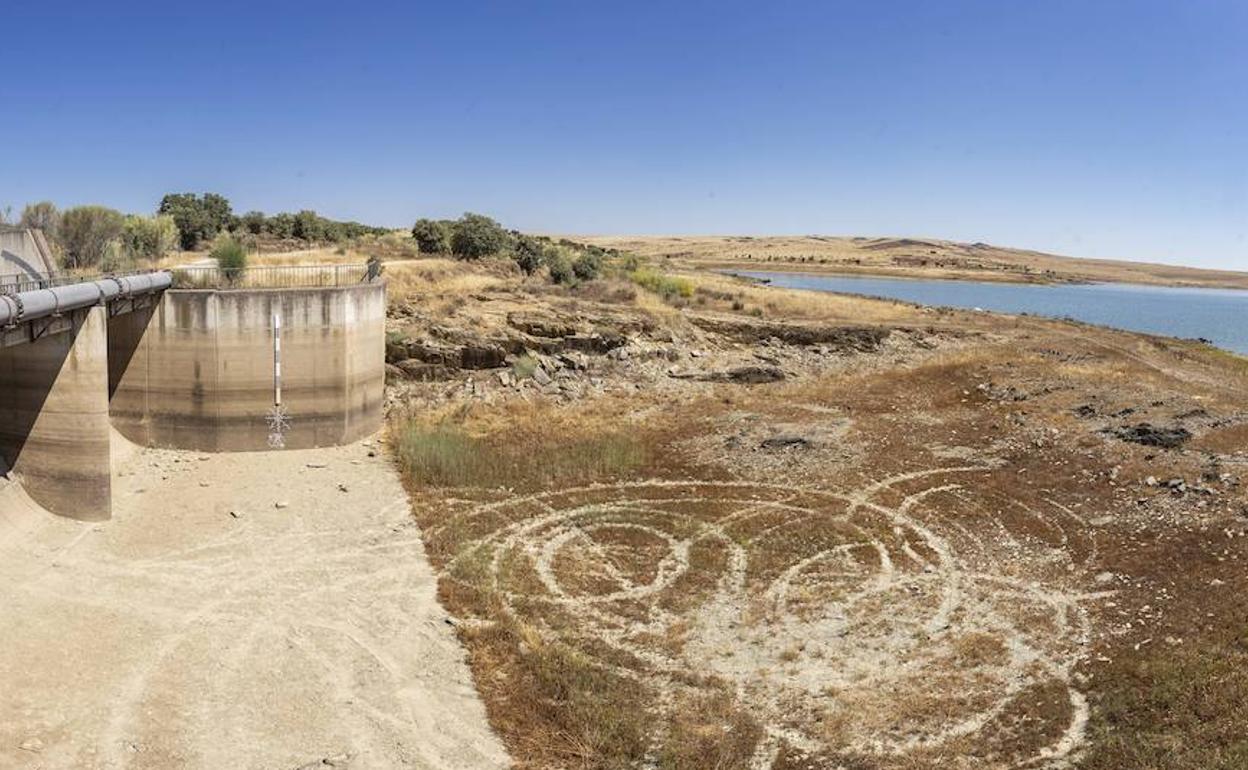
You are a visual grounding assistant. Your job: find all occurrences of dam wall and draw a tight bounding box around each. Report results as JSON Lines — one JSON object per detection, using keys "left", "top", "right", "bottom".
{"left": 110, "top": 283, "right": 385, "bottom": 452}
{"left": 0, "top": 307, "right": 112, "bottom": 521}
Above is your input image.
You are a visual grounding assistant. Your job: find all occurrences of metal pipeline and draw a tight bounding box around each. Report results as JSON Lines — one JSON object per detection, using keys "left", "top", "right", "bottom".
{"left": 0, "top": 271, "right": 172, "bottom": 327}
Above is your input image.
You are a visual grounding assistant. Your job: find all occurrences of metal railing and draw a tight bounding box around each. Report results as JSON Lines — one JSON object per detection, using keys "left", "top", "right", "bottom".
{"left": 1, "top": 269, "right": 152, "bottom": 296}
{"left": 170, "top": 263, "right": 381, "bottom": 290}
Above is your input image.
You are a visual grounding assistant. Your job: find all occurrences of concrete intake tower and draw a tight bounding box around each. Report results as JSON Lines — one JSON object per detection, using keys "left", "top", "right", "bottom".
{"left": 0, "top": 265, "right": 385, "bottom": 521}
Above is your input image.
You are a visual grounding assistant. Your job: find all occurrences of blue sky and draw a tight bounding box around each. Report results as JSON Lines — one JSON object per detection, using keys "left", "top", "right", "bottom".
{"left": 2, "top": 1, "right": 1244, "bottom": 268}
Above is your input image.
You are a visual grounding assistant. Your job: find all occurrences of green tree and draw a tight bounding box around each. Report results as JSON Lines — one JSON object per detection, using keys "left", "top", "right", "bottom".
{"left": 239, "top": 210, "right": 266, "bottom": 235}
{"left": 158, "top": 193, "right": 212, "bottom": 249}
{"left": 202, "top": 193, "right": 234, "bottom": 233}
{"left": 450, "top": 212, "right": 511, "bottom": 260}
{"left": 121, "top": 214, "right": 180, "bottom": 264}
{"left": 59, "top": 205, "right": 125, "bottom": 268}
{"left": 511, "top": 234, "right": 546, "bottom": 275}
{"left": 266, "top": 212, "right": 295, "bottom": 238}
{"left": 19, "top": 201, "right": 60, "bottom": 238}
{"left": 572, "top": 250, "right": 603, "bottom": 281}
{"left": 292, "top": 209, "right": 324, "bottom": 241}
{"left": 411, "top": 218, "right": 452, "bottom": 254}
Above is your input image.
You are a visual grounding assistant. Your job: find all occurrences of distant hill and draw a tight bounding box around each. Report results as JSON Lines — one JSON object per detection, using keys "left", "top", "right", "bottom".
{"left": 571, "top": 234, "right": 1248, "bottom": 290}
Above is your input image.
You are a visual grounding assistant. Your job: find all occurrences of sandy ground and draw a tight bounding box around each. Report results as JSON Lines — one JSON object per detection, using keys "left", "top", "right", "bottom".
{"left": 0, "top": 435, "right": 508, "bottom": 770}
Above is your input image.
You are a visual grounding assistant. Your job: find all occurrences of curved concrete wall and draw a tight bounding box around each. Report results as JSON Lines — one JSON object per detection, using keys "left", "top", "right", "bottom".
{"left": 110, "top": 283, "right": 385, "bottom": 452}
{"left": 0, "top": 307, "right": 111, "bottom": 521}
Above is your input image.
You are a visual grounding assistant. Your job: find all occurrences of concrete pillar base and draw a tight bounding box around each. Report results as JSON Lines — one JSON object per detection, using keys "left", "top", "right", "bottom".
{"left": 0, "top": 306, "right": 112, "bottom": 521}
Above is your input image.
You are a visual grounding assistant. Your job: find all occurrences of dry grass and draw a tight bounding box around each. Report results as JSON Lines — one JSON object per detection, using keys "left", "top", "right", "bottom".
{"left": 384, "top": 257, "right": 518, "bottom": 299}
{"left": 383, "top": 254, "right": 1248, "bottom": 768}
{"left": 573, "top": 234, "right": 1248, "bottom": 290}
{"left": 394, "top": 421, "right": 646, "bottom": 491}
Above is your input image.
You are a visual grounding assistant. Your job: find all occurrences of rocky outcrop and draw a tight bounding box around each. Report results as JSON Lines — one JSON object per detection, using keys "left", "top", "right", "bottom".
{"left": 687, "top": 316, "right": 890, "bottom": 352}
{"left": 1108, "top": 423, "right": 1192, "bottom": 450}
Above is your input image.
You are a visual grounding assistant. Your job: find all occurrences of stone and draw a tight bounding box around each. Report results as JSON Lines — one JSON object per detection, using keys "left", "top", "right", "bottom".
{"left": 19, "top": 738, "right": 44, "bottom": 753}
{"left": 507, "top": 312, "right": 576, "bottom": 339}
{"left": 760, "top": 435, "right": 811, "bottom": 450}
{"left": 395, "top": 360, "right": 457, "bottom": 382}
{"left": 532, "top": 367, "right": 553, "bottom": 386}
{"left": 275, "top": 501, "right": 290, "bottom": 509}
{"left": 1110, "top": 423, "right": 1192, "bottom": 450}
{"left": 723, "top": 365, "right": 786, "bottom": 384}
{"left": 460, "top": 344, "right": 507, "bottom": 370}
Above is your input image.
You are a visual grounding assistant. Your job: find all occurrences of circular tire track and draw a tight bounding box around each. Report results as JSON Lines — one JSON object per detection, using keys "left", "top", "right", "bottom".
{"left": 446, "top": 469, "right": 1101, "bottom": 768}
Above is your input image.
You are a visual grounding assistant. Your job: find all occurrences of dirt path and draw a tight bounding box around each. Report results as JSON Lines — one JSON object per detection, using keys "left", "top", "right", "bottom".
{"left": 0, "top": 436, "right": 508, "bottom": 769}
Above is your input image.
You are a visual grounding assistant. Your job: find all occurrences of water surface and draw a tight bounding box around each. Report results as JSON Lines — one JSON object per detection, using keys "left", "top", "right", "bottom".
{"left": 736, "top": 271, "right": 1248, "bottom": 355}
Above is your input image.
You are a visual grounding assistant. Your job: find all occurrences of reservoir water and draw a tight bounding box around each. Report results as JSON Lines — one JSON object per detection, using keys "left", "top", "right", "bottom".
{"left": 736, "top": 271, "right": 1248, "bottom": 355}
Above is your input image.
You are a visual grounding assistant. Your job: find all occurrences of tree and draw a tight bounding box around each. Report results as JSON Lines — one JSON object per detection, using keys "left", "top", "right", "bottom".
{"left": 411, "top": 218, "right": 452, "bottom": 254}
{"left": 292, "top": 209, "right": 324, "bottom": 241}
{"left": 121, "top": 214, "right": 180, "bottom": 264}
{"left": 239, "top": 210, "right": 266, "bottom": 235}
{"left": 201, "top": 193, "right": 234, "bottom": 233}
{"left": 450, "top": 212, "right": 511, "bottom": 260}
{"left": 157, "top": 192, "right": 233, "bottom": 249}
{"left": 511, "top": 234, "right": 546, "bottom": 275}
{"left": 158, "top": 193, "right": 211, "bottom": 250}
{"left": 19, "top": 201, "right": 60, "bottom": 238}
{"left": 266, "top": 212, "right": 296, "bottom": 238}
{"left": 59, "top": 206, "right": 125, "bottom": 268}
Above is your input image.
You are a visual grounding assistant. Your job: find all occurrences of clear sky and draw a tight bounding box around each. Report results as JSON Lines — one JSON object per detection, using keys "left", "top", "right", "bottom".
{"left": 3, "top": 1, "right": 1245, "bottom": 269}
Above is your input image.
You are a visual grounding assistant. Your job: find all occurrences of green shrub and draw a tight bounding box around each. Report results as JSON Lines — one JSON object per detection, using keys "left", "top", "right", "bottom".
{"left": 572, "top": 251, "right": 603, "bottom": 281}
{"left": 451, "top": 212, "right": 512, "bottom": 260}
{"left": 121, "top": 214, "right": 180, "bottom": 264}
{"left": 412, "top": 218, "right": 453, "bottom": 254}
{"left": 512, "top": 353, "right": 539, "bottom": 380}
{"left": 547, "top": 249, "right": 575, "bottom": 284}
{"left": 59, "top": 205, "right": 126, "bottom": 268}
{"left": 511, "top": 234, "right": 546, "bottom": 275}
{"left": 211, "top": 236, "right": 248, "bottom": 281}
{"left": 629, "top": 267, "right": 694, "bottom": 300}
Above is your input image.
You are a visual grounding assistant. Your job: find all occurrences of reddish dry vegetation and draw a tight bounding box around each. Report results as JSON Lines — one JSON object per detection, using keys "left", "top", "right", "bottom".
{"left": 394, "top": 279, "right": 1248, "bottom": 769}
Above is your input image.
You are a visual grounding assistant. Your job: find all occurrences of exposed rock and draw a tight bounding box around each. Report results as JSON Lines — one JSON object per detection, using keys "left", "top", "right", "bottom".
{"left": 760, "top": 435, "right": 812, "bottom": 450}
{"left": 669, "top": 365, "right": 787, "bottom": 384}
{"left": 721, "top": 365, "right": 786, "bottom": 384}
{"left": 561, "top": 332, "right": 627, "bottom": 354}
{"left": 532, "top": 367, "right": 553, "bottom": 386}
{"left": 1110, "top": 423, "right": 1192, "bottom": 450}
{"left": 460, "top": 344, "right": 507, "bottom": 370}
{"left": 395, "top": 360, "right": 458, "bottom": 382}
{"left": 687, "top": 316, "right": 890, "bottom": 352}
{"left": 508, "top": 312, "right": 576, "bottom": 339}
